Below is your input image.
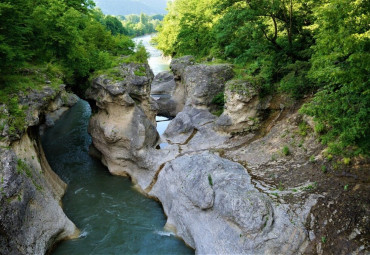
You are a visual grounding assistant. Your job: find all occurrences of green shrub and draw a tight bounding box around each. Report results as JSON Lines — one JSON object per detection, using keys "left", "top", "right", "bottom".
{"left": 208, "top": 174, "right": 213, "bottom": 187}
{"left": 211, "top": 92, "right": 225, "bottom": 106}
{"left": 282, "top": 146, "right": 290, "bottom": 156}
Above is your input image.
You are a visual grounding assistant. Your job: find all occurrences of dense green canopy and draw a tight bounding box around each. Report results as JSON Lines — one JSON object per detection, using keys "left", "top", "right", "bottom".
{"left": 0, "top": 0, "right": 134, "bottom": 84}
{"left": 155, "top": 0, "right": 370, "bottom": 155}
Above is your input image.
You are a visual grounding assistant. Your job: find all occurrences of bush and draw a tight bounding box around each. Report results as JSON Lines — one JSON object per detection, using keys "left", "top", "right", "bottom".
{"left": 282, "top": 146, "right": 290, "bottom": 156}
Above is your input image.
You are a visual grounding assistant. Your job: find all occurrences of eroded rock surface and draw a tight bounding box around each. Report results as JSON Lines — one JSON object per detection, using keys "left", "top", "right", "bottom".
{"left": 86, "top": 63, "right": 160, "bottom": 188}
{"left": 151, "top": 71, "right": 180, "bottom": 117}
{"left": 152, "top": 57, "right": 234, "bottom": 118}
{"left": 182, "top": 64, "right": 233, "bottom": 110}
{"left": 150, "top": 152, "right": 312, "bottom": 254}
{"left": 89, "top": 57, "right": 369, "bottom": 254}
{"left": 216, "top": 80, "right": 270, "bottom": 133}
{"left": 170, "top": 55, "right": 195, "bottom": 80}
{"left": 0, "top": 86, "right": 79, "bottom": 254}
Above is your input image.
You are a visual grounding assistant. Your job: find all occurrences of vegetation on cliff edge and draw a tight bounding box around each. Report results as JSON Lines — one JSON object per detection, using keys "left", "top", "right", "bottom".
{"left": 0, "top": 0, "right": 150, "bottom": 137}
{"left": 155, "top": 0, "right": 370, "bottom": 156}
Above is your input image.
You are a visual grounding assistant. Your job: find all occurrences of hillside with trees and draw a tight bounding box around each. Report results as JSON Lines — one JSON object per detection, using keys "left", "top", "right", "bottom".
{"left": 155, "top": 0, "right": 370, "bottom": 156}
{"left": 119, "top": 14, "right": 164, "bottom": 36}
{"left": 94, "top": 0, "right": 167, "bottom": 15}
{"left": 0, "top": 0, "right": 148, "bottom": 134}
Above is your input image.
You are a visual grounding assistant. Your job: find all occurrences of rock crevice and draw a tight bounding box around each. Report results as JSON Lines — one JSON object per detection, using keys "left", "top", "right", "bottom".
{"left": 0, "top": 85, "right": 79, "bottom": 255}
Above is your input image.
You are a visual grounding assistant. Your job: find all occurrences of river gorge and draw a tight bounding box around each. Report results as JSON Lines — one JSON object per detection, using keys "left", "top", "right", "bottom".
{"left": 0, "top": 34, "right": 368, "bottom": 255}
{"left": 44, "top": 35, "right": 193, "bottom": 254}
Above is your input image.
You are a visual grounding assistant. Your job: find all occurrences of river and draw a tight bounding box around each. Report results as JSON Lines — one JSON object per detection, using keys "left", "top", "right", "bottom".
{"left": 133, "top": 34, "right": 171, "bottom": 75}
{"left": 44, "top": 35, "right": 192, "bottom": 254}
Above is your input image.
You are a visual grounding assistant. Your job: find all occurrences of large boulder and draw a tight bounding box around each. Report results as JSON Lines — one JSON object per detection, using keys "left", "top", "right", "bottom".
{"left": 86, "top": 63, "right": 160, "bottom": 187}
{"left": 216, "top": 80, "right": 270, "bottom": 133}
{"left": 156, "top": 57, "right": 234, "bottom": 117}
{"left": 151, "top": 71, "right": 183, "bottom": 117}
{"left": 151, "top": 71, "right": 177, "bottom": 95}
{"left": 150, "top": 152, "right": 310, "bottom": 254}
{"left": 170, "top": 55, "right": 195, "bottom": 80}
{"left": 183, "top": 64, "right": 234, "bottom": 110}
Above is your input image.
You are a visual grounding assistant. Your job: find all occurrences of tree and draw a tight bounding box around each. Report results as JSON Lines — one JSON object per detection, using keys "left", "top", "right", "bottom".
{"left": 301, "top": 0, "right": 370, "bottom": 154}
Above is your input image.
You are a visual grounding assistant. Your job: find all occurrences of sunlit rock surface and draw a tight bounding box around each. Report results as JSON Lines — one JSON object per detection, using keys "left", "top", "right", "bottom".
{"left": 86, "top": 63, "right": 160, "bottom": 189}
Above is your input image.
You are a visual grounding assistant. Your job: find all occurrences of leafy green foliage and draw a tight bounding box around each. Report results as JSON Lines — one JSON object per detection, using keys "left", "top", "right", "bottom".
{"left": 211, "top": 92, "right": 225, "bottom": 116}
{"left": 154, "top": 0, "right": 218, "bottom": 56}
{"left": 122, "top": 43, "right": 150, "bottom": 64}
{"left": 156, "top": 0, "right": 369, "bottom": 156}
{"left": 0, "top": 0, "right": 136, "bottom": 94}
{"left": 208, "top": 174, "right": 213, "bottom": 187}
{"left": 301, "top": 0, "right": 370, "bottom": 155}
{"left": 282, "top": 146, "right": 290, "bottom": 156}
{"left": 118, "top": 13, "right": 164, "bottom": 36}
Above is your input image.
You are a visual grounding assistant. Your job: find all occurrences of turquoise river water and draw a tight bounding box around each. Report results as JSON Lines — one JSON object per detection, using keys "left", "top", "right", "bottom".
{"left": 43, "top": 35, "right": 193, "bottom": 254}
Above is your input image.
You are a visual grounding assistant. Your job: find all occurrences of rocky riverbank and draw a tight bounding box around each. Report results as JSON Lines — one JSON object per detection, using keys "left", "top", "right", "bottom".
{"left": 0, "top": 85, "right": 79, "bottom": 254}
{"left": 87, "top": 57, "right": 369, "bottom": 254}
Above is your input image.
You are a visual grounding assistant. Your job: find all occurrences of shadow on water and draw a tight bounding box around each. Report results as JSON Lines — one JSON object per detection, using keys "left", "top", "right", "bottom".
{"left": 42, "top": 100, "right": 193, "bottom": 255}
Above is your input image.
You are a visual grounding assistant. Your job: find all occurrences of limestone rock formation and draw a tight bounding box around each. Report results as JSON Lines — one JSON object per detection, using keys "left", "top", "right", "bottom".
{"left": 150, "top": 152, "right": 313, "bottom": 254}
{"left": 151, "top": 71, "right": 180, "bottom": 117}
{"left": 216, "top": 80, "right": 270, "bottom": 133}
{"left": 151, "top": 71, "right": 177, "bottom": 95}
{"left": 170, "top": 55, "right": 195, "bottom": 80}
{"left": 0, "top": 86, "right": 79, "bottom": 254}
{"left": 182, "top": 64, "right": 233, "bottom": 110}
{"left": 151, "top": 57, "right": 234, "bottom": 118}
{"left": 88, "top": 57, "right": 368, "bottom": 254}
{"left": 86, "top": 63, "right": 160, "bottom": 188}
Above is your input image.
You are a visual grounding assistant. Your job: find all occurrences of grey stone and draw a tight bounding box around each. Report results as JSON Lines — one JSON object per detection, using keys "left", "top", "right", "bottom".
{"left": 150, "top": 152, "right": 309, "bottom": 254}
{"left": 170, "top": 56, "right": 195, "bottom": 80}
{"left": 151, "top": 71, "right": 176, "bottom": 95}
{"left": 183, "top": 64, "right": 234, "bottom": 109}
{"left": 86, "top": 63, "right": 160, "bottom": 189}
{"left": 0, "top": 136, "right": 77, "bottom": 255}
{"left": 216, "top": 80, "right": 264, "bottom": 133}
{"left": 151, "top": 71, "right": 180, "bottom": 118}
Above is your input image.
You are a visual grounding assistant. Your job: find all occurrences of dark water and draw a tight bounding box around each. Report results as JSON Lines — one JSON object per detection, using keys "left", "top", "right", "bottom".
{"left": 43, "top": 100, "right": 193, "bottom": 254}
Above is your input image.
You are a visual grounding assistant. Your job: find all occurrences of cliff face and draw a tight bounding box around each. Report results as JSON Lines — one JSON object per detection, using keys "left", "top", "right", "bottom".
{"left": 86, "top": 63, "right": 160, "bottom": 188}
{"left": 88, "top": 57, "right": 369, "bottom": 254}
{"left": 0, "top": 86, "right": 79, "bottom": 254}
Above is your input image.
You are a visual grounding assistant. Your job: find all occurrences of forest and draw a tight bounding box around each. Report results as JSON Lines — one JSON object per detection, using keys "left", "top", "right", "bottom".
{"left": 0, "top": 0, "right": 139, "bottom": 87}
{"left": 117, "top": 13, "right": 164, "bottom": 36}
{"left": 0, "top": 0, "right": 369, "bottom": 156}
{"left": 0, "top": 0, "right": 150, "bottom": 136}
{"left": 155, "top": 0, "right": 370, "bottom": 156}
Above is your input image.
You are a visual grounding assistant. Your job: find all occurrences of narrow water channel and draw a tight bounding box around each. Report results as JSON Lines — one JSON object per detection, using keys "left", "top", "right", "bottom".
{"left": 42, "top": 35, "right": 193, "bottom": 254}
